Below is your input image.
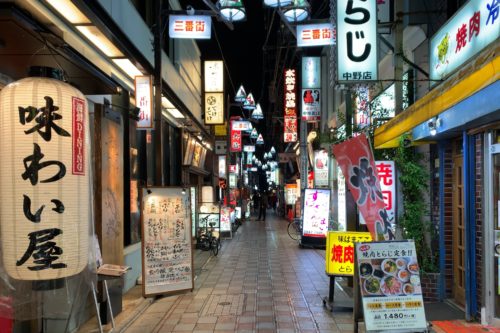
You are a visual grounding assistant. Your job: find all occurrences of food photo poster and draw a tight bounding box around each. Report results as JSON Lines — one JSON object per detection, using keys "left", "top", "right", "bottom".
{"left": 355, "top": 241, "right": 427, "bottom": 331}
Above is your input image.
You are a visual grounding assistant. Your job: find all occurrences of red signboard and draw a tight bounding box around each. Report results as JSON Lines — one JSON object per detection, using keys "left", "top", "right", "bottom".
{"left": 332, "top": 133, "right": 394, "bottom": 241}
{"left": 72, "top": 97, "right": 85, "bottom": 175}
{"left": 230, "top": 120, "right": 242, "bottom": 152}
{"left": 284, "top": 69, "right": 297, "bottom": 142}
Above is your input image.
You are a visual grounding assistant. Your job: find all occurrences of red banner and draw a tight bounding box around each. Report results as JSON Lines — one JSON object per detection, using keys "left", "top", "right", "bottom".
{"left": 332, "top": 133, "right": 394, "bottom": 241}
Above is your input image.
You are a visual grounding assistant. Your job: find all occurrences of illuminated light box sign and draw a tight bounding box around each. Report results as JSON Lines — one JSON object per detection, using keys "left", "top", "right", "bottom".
{"left": 135, "top": 76, "right": 154, "bottom": 129}
{"left": 284, "top": 68, "right": 297, "bottom": 143}
{"left": 229, "top": 174, "right": 237, "bottom": 188}
{"left": 297, "top": 23, "right": 336, "bottom": 47}
{"left": 337, "top": 166, "right": 347, "bottom": 231}
{"left": 430, "top": 0, "right": 500, "bottom": 83}
{"left": 204, "top": 92, "right": 224, "bottom": 125}
{"left": 302, "top": 57, "right": 321, "bottom": 89}
{"left": 301, "top": 89, "right": 321, "bottom": 121}
{"left": 243, "top": 145, "right": 255, "bottom": 152}
{"left": 325, "top": 231, "right": 372, "bottom": 276}
{"left": 204, "top": 61, "right": 223, "bottom": 92}
{"left": 302, "top": 189, "right": 330, "bottom": 238}
{"left": 218, "top": 155, "right": 226, "bottom": 178}
{"left": 169, "top": 15, "right": 211, "bottom": 39}
{"left": 220, "top": 206, "right": 231, "bottom": 232}
{"left": 314, "top": 150, "right": 329, "bottom": 187}
{"left": 285, "top": 184, "right": 298, "bottom": 205}
{"left": 232, "top": 120, "right": 252, "bottom": 131}
{"left": 337, "top": 0, "right": 378, "bottom": 82}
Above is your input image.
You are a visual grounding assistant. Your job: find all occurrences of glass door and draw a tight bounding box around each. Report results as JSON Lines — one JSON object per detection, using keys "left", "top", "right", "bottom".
{"left": 485, "top": 131, "right": 500, "bottom": 325}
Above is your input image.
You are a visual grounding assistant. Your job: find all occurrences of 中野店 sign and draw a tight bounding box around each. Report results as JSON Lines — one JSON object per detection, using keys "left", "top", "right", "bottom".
{"left": 337, "top": 0, "right": 378, "bottom": 82}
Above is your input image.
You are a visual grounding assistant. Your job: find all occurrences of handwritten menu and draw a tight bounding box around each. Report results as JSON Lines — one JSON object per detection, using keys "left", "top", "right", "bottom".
{"left": 141, "top": 187, "right": 193, "bottom": 296}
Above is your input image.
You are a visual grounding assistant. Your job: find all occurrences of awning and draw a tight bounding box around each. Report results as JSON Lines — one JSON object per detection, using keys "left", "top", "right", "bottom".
{"left": 374, "top": 41, "right": 500, "bottom": 149}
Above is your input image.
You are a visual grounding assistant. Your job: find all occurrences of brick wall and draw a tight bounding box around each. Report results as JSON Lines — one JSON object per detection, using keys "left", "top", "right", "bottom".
{"left": 474, "top": 134, "right": 483, "bottom": 315}
{"left": 443, "top": 143, "right": 454, "bottom": 298}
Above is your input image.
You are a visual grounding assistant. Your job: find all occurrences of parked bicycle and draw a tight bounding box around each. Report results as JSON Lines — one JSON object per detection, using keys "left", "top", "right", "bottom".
{"left": 287, "top": 218, "right": 302, "bottom": 241}
{"left": 197, "top": 217, "right": 221, "bottom": 256}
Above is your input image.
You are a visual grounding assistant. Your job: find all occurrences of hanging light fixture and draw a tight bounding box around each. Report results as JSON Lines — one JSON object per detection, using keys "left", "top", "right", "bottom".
{"left": 234, "top": 84, "right": 247, "bottom": 103}
{"left": 282, "top": 0, "right": 310, "bottom": 22}
{"left": 263, "top": 0, "right": 292, "bottom": 7}
{"left": 218, "top": 0, "right": 246, "bottom": 22}
{"left": 243, "top": 92, "right": 256, "bottom": 110}
{"left": 251, "top": 103, "right": 264, "bottom": 119}
{"left": 250, "top": 128, "right": 258, "bottom": 139}
{"left": 270, "top": 146, "right": 276, "bottom": 154}
{"left": 0, "top": 67, "right": 91, "bottom": 281}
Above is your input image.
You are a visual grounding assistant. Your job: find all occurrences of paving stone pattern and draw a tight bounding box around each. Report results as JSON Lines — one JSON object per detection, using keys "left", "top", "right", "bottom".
{"left": 124, "top": 213, "right": 357, "bottom": 333}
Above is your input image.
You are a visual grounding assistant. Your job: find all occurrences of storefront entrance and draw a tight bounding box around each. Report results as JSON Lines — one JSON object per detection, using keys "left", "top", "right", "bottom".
{"left": 452, "top": 140, "right": 466, "bottom": 307}
{"left": 484, "top": 130, "right": 500, "bottom": 326}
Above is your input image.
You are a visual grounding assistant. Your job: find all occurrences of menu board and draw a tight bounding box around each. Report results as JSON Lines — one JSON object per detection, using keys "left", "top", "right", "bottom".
{"left": 355, "top": 241, "right": 427, "bottom": 332}
{"left": 141, "top": 187, "right": 193, "bottom": 297}
{"left": 302, "top": 189, "right": 330, "bottom": 237}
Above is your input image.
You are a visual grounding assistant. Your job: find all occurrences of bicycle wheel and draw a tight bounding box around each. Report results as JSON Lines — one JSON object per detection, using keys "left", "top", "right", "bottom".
{"left": 287, "top": 222, "right": 301, "bottom": 240}
{"left": 211, "top": 238, "right": 220, "bottom": 256}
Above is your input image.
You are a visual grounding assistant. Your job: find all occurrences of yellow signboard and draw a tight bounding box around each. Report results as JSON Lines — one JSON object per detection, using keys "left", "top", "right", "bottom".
{"left": 214, "top": 122, "right": 227, "bottom": 136}
{"left": 325, "top": 231, "right": 372, "bottom": 276}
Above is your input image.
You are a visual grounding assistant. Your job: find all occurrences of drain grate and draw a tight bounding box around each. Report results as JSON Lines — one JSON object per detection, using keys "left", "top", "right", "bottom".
{"left": 201, "top": 294, "right": 245, "bottom": 316}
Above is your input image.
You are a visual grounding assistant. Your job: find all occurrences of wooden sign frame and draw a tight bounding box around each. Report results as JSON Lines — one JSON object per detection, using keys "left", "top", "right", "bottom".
{"left": 140, "top": 187, "right": 194, "bottom": 297}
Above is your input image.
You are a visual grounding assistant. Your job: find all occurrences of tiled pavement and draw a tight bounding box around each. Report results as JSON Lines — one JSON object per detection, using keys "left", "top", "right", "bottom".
{"left": 121, "top": 212, "right": 356, "bottom": 333}
{"left": 78, "top": 211, "right": 498, "bottom": 333}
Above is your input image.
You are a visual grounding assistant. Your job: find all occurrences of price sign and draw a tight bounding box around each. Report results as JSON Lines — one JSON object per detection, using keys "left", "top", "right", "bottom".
{"left": 355, "top": 241, "right": 427, "bottom": 331}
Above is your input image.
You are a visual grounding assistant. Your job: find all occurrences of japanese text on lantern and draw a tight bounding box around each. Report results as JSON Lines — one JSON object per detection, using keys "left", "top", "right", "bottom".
{"left": 17, "top": 96, "right": 73, "bottom": 271}
{"left": 337, "top": 0, "right": 378, "bottom": 82}
{"left": 325, "top": 231, "right": 372, "bottom": 276}
{"left": 284, "top": 69, "right": 297, "bottom": 143}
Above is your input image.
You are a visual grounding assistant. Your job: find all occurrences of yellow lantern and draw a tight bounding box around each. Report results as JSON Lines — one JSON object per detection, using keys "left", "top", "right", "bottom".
{"left": 0, "top": 67, "right": 90, "bottom": 280}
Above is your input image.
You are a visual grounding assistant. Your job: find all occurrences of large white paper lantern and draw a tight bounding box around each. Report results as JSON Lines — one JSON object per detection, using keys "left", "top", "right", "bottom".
{"left": 0, "top": 67, "right": 90, "bottom": 280}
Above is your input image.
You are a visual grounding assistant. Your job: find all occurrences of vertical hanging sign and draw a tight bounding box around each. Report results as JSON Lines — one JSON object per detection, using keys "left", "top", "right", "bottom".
{"left": 337, "top": 0, "right": 378, "bottom": 82}
{"left": 204, "top": 61, "right": 224, "bottom": 125}
{"left": 301, "top": 57, "right": 321, "bottom": 121}
{"left": 135, "top": 76, "right": 154, "bottom": 129}
{"left": 230, "top": 121, "right": 242, "bottom": 152}
{"left": 284, "top": 69, "right": 298, "bottom": 142}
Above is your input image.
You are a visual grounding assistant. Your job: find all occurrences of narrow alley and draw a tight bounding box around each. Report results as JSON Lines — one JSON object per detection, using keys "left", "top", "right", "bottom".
{"left": 118, "top": 214, "right": 353, "bottom": 333}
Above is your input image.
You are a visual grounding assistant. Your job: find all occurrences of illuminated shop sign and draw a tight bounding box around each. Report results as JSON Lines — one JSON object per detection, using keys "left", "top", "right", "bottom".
{"left": 430, "top": 0, "right": 500, "bottom": 82}
{"left": 169, "top": 15, "right": 211, "bottom": 39}
{"left": 297, "top": 23, "right": 336, "bottom": 47}
{"left": 284, "top": 68, "right": 297, "bottom": 142}
{"left": 337, "top": 0, "right": 378, "bottom": 82}
{"left": 135, "top": 76, "right": 153, "bottom": 129}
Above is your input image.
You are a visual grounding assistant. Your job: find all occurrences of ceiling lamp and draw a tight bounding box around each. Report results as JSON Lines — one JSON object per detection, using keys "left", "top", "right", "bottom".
{"left": 243, "top": 92, "right": 256, "bottom": 110}
{"left": 263, "top": 0, "right": 292, "bottom": 7}
{"left": 270, "top": 146, "right": 276, "bottom": 154}
{"left": 235, "top": 85, "right": 247, "bottom": 102}
{"left": 218, "top": 0, "right": 246, "bottom": 22}
{"left": 283, "top": 0, "right": 310, "bottom": 22}
{"left": 251, "top": 103, "right": 264, "bottom": 119}
{"left": 250, "top": 128, "right": 258, "bottom": 139}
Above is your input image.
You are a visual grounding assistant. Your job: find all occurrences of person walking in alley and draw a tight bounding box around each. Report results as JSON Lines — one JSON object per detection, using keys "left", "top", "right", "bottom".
{"left": 257, "top": 190, "right": 268, "bottom": 221}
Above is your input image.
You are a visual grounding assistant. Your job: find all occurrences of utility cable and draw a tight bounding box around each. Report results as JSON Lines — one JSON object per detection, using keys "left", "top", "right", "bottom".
{"left": 212, "top": 23, "right": 236, "bottom": 96}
